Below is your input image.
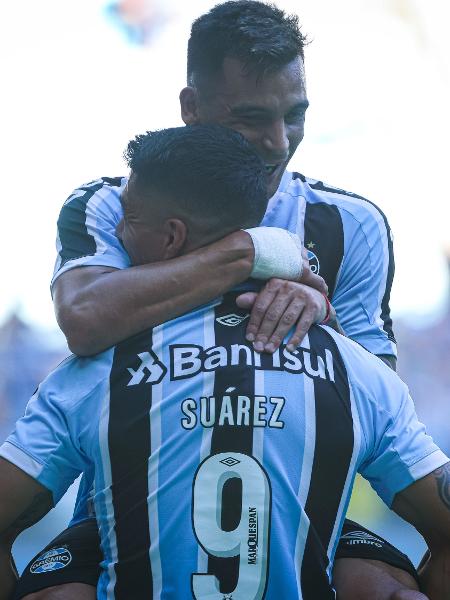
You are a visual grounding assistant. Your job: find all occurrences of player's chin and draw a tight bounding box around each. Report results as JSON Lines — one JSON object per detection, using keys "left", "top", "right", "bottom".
{"left": 266, "top": 169, "right": 285, "bottom": 198}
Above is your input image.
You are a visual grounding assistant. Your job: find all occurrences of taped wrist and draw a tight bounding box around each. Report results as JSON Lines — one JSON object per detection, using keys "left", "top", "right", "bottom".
{"left": 244, "top": 227, "right": 303, "bottom": 281}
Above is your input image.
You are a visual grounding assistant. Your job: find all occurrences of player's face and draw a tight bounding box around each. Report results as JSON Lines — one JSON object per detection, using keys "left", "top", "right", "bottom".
{"left": 184, "top": 57, "right": 308, "bottom": 198}
{"left": 116, "top": 186, "right": 167, "bottom": 265}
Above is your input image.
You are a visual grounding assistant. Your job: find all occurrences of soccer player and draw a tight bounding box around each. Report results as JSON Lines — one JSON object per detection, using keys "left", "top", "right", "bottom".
{"left": 31, "top": 1, "right": 407, "bottom": 598}
{"left": 53, "top": 0, "right": 395, "bottom": 367}
{"left": 0, "top": 125, "right": 447, "bottom": 600}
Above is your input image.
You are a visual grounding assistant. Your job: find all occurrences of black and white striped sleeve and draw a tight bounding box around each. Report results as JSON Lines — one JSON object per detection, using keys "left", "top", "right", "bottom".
{"left": 52, "top": 177, "right": 130, "bottom": 287}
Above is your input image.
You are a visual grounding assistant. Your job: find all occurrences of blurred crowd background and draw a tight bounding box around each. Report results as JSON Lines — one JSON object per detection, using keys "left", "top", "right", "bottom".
{"left": 1, "top": 0, "right": 449, "bottom": 573}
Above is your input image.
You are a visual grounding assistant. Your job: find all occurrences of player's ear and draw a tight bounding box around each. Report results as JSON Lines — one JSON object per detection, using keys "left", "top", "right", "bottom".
{"left": 180, "top": 87, "right": 200, "bottom": 125}
{"left": 162, "top": 218, "right": 187, "bottom": 259}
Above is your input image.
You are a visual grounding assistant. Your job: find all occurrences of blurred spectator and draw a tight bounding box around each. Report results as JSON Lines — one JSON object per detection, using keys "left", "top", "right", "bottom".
{"left": 396, "top": 252, "right": 450, "bottom": 456}
{"left": 0, "top": 312, "right": 66, "bottom": 442}
{"left": 104, "top": 0, "right": 166, "bottom": 45}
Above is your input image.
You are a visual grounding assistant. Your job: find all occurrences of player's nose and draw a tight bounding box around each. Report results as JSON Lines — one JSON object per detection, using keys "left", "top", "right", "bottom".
{"left": 261, "top": 119, "right": 290, "bottom": 160}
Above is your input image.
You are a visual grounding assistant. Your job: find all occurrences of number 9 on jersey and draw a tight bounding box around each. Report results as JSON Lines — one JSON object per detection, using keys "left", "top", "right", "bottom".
{"left": 192, "top": 452, "right": 271, "bottom": 599}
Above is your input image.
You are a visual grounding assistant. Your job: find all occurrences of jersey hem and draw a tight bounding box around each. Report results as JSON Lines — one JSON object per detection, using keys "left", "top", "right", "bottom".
{"left": 51, "top": 256, "right": 128, "bottom": 288}
{"left": 381, "top": 449, "right": 449, "bottom": 507}
{"left": 0, "top": 440, "right": 44, "bottom": 479}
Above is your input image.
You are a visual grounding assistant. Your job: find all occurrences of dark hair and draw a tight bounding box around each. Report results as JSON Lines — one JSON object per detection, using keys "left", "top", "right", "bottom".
{"left": 125, "top": 125, "right": 268, "bottom": 230}
{"left": 187, "top": 1, "right": 307, "bottom": 88}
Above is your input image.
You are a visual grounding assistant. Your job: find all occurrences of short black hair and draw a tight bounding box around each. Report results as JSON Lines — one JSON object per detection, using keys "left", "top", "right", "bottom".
{"left": 125, "top": 124, "right": 268, "bottom": 231}
{"left": 187, "top": 1, "right": 307, "bottom": 88}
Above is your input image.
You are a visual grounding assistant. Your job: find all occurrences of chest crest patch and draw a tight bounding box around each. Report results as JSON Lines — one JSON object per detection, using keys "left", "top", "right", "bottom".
{"left": 306, "top": 242, "right": 320, "bottom": 275}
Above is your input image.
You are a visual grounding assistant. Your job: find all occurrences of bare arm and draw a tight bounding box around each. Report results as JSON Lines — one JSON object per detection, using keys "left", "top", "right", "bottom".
{"left": 54, "top": 230, "right": 255, "bottom": 356}
{"left": 0, "top": 458, "right": 53, "bottom": 600}
{"left": 333, "top": 558, "right": 426, "bottom": 599}
{"left": 392, "top": 462, "right": 450, "bottom": 599}
{"left": 55, "top": 230, "right": 326, "bottom": 356}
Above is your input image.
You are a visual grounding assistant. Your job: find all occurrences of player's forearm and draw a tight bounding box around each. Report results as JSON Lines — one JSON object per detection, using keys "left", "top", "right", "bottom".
{"left": 56, "top": 231, "right": 255, "bottom": 356}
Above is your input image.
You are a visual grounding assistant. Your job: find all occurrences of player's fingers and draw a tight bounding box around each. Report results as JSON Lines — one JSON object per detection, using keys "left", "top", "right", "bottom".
{"left": 299, "top": 267, "right": 328, "bottom": 295}
{"left": 236, "top": 292, "right": 258, "bottom": 310}
{"left": 285, "top": 306, "right": 317, "bottom": 351}
{"left": 251, "top": 288, "right": 293, "bottom": 351}
{"left": 245, "top": 283, "right": 280, "bottom": 344}
{"left": 263, "top": 299, "right": 305, "bottom": 353}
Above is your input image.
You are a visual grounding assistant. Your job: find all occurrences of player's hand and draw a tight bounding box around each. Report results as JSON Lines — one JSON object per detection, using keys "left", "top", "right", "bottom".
{"left": 299, "top": 245, "right": 328, "bottom": 294}
{"left": 236, "top": 279, "right": 328, "bottom": 353}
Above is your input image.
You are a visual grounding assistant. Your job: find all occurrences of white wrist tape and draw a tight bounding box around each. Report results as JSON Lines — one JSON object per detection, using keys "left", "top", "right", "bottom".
{"left": 244, "top": 227, "right": 303, "bottom": 281}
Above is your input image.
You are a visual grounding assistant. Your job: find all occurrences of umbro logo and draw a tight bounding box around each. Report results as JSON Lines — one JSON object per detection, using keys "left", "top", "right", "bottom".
{"left": 220, "top": 456, "right": 241, "bottom": 467}
{"left": 216, "top": 313, "right": 249, "bottom": 327}
{"left": 341, "top": 530, "right": 383, "bottom": 547}
{"left": 127, "top": 351, "right": 167, "bottom": 386}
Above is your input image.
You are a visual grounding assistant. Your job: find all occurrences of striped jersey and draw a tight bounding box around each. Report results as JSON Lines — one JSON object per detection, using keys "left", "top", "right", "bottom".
{"left": 1, "top": 292, "right": 446, "bottom": 600}
{"left": 52, "top": 170, "right": 396, "bottom": 357}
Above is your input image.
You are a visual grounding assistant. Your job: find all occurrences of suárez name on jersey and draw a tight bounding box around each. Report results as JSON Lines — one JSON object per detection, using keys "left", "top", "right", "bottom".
{"left": 170, "top": 343, "right": 335, "bottom": 382}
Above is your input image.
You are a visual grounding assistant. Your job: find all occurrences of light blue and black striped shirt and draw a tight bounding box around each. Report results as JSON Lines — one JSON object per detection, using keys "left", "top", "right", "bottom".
{"left": 52, "top": 170, "right": 396, "bottom": 357}
{"left": 1, "top": 292, "right": 446, "bottom": 599}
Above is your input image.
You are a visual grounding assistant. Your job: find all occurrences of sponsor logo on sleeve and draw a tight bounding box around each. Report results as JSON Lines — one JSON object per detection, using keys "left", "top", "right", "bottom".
{"left": 30, "top": 547, "right": 72, "bottom": 574}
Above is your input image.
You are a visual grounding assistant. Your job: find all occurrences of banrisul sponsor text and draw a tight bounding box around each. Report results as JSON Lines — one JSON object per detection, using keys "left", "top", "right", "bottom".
{"left": 169, "top": 344, "right": 335, "bottom": 382}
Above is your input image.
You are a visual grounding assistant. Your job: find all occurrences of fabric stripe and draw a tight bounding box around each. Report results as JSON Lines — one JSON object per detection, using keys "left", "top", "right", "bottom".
{"left": 305, "top": 177, "right": 395, "bottom": 345}
{"left": 208, "top": 293, "right": 256, "bottom": 594}
{"left": 294, "top": 334, "right": 316, "bottom": 598}
{"left": 56, "top": 177, "right": 123, "bottom": 270}
{"left": 57, "top": 181, "right": 104, "bottom": 268}
{"left": 97, "top": 384, "right": 118, "bottom": 600}
{"left": 296, "top": 194, "right": 307, "bottom": 243}
{"left": 197, "top": 307, "right": 218, "bottom": 576}
{"left": 148, "top": 325, "right": 164, "bottom": 599}
{"left": 326, "top": 383, "right": 362, "bottom": 577}
{"left": 198, "top": 307, "right": 218, "bottom": 463}
{"left": 300, "top": 327, "right": 354, "bottom": 599}
{"left": 303, "top": 200, "right": 344, "bottom": 299}
{"left": 252, "top": 369, "right": 265, "bottom": 463}
{"left": 108, "top": 329, "right": 155, "bottom": 599}
{"left": 0, "top": 440, "right": 44, "bottom": 480}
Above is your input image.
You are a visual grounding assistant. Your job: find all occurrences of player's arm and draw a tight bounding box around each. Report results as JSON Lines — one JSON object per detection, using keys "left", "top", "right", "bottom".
{"left": 349, "top": 346, "right": 450, "bottom": 599}
{"left": 54, "top": 229, "right": 255, "bottom": 355}
{"left": 55, "top": 228, "right": 327, "bottom": 356}
{"left": 391, "top": 463, "right": 450, "bottom": 599}
{"left": 54, "top": 180, "right": 326, "bottom": 356}
{"left": 0, "top": 377, "right": 90, "bottom": 599}
{"left": 0, "top": 458, "right": 53, "bottom": 600}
